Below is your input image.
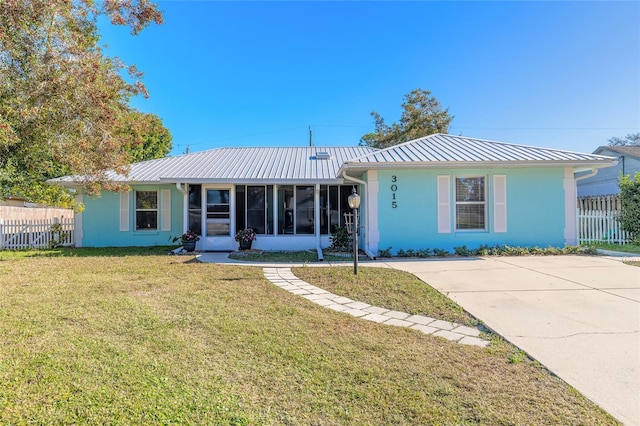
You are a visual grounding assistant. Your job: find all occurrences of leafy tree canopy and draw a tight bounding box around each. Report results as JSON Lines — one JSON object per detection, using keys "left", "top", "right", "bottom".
{"left": 0, "top": 0, "right": 164, "bottom": 209}
{"left": 608, "top": 132, "right": 640, "bottom": 147}
{"left": 123, "top": 111, "right": 173, "bottom": 163}
{"left": 360, "top": 88, "right": 454, "bottom": 149}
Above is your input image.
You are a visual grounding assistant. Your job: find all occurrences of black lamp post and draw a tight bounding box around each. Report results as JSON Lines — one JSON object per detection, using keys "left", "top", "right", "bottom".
{"left": 347, "top": 187, "right": 361, "bottom": 275}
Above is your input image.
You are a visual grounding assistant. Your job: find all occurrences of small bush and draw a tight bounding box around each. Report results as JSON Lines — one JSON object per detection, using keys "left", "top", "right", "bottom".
{"left": 433, "top": 248, "right": 448, "bottom": 257}
{"left": 454, "top": 245, "right": 472, "bottom": 256}
{"left": 377, "top": 246, "right": 393, "bottom": 258}
{"left": 417, "top": 248, "right": 432, "bottom": 258}
{"left": 329, "top": 226, "right": 352, "bottom": 252}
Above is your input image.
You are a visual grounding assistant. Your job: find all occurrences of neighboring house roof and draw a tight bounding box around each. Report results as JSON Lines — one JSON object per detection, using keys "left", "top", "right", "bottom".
{"left": 593, "top": 145, "right": 640, "bottom": 160}
{"left": 340, "top": 134, "right": 615, "bottom": 173}
{"left": 52, "top": 146, "right": 377, "bottom": 185}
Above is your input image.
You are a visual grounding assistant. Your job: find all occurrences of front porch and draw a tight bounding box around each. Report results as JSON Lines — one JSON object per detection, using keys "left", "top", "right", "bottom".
{"left": 184, "top": 183, "right": 362, "bottom": 252}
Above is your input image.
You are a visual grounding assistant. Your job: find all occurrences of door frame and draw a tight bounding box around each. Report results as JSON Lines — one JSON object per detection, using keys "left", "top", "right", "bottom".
{"left": 201, "top": 184, "right": 235, "bottom": 251}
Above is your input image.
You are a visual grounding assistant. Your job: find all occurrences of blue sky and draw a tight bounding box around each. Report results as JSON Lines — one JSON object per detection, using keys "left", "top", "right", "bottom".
{"left": 99, "top": 1, "right": 640, "bottom": 156}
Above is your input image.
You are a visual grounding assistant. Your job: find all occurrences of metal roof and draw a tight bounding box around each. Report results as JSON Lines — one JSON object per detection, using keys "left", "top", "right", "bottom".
{"left": 341, "top": 134, "right": 616, "bottom": 170}
{"left": 51, "top": 135, "right": 617, "bottom": 187}
{"left": 53, "top": 146, "right": 377, "bottom": 185}
{"left": 594, "top": 145, "right": 640, "bottom": 160}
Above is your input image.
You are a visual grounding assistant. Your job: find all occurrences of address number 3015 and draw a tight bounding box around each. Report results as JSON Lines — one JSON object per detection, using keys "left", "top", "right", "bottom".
{"left": 391, "top": 175, "right": 398, "bottom": 208}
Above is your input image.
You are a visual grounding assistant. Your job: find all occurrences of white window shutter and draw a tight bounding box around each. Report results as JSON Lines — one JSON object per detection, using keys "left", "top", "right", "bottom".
{"left": 437, "top": 175, "right": 451, "bottom": 233}
{"left": 161, "top": 189, "right": 171, "bottom": 231}
{"left": 493, "top": 175, "right": 507, "bottom": 233}
{"left": 119, "top": 192, "right": 129, "bottom": 232}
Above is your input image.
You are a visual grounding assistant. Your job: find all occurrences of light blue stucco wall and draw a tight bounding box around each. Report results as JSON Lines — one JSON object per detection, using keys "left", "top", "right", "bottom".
{"left": 80, "top": 185, "right": 184, "bottom": 247}
{"left": 375, "top": 168, "right": 567, "bottom": 253}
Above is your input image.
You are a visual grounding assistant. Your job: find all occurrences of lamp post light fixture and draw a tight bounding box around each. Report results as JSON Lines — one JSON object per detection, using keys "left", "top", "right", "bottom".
{"left": 347, "top": 187, "right": 361, "bottom": 275}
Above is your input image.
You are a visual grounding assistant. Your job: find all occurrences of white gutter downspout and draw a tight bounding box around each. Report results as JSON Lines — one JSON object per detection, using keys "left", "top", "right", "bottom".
{"left": 341, "top": 170, "right": 376, "bottom": 260}
{"left": 175, "top": 182, "right": 188, "bottom": 232}
{"left": 569, "top": 167, "right": 607, "bottom": 246}
{"left": 315, "top": 184, "right": 324, "bottom": 261}
{"left": 172, "top": 183, "right": 189, "bottom": 254}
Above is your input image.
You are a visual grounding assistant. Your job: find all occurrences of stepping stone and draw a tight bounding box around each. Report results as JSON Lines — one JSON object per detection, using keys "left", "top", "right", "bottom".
{"left": 384, "top": 310, "right": 410, "bottom": 320}
{"left": 406, "top": 314, "right": 436, "bottom": 325}
{"left": 432, "top": 330, "right": 464, "bottom": 342}
{"left": 384, "top": 318, "right": 413, "bottom": 327}
{"left": 261, "top": 268, "right": 490, "bottom": 348}
{"left": 430, "top": 320, "right": 456, "bottom": 331}
{"left": 361, "top": 313, "right": 389, "bottom": 323}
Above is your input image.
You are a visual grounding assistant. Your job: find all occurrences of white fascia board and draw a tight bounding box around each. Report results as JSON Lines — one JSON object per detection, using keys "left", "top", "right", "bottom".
{"left": 340, "top": 159, "right": 617, "bottom": 172}
{"left": 158, "top": 178, "right": 345, "bottom": 185}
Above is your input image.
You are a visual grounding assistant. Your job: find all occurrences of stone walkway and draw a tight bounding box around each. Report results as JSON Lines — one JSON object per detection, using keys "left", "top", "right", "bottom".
{"left": 263, "top": 267, "right": 489, "bottom": 347}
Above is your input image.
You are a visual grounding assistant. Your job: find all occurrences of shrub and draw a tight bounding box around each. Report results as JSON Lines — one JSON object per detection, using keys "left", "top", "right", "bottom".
{"left": 329, "top": 226, "right": 352, "bottom": 252}
{"left": 453, "top": 245, "right": 472, "bottom": 256}
{"left": 619, "top": 172, "right": 640, "bottom": 244}
{"left": 417, "top": 248, "right": 432, "bottom": 258}
{"left": 433, "top": 248, "right": 448, "bottom": 257}
{"left": 377, "top": 246, "right": 393, "bottom": 258}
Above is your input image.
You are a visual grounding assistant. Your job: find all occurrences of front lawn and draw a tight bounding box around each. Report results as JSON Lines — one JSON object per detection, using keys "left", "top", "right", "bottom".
{"left": 588, "top": 241, "right": 640, "bottom": 254}
{"left": 0, "top": 250, "right": 617, "bottom": 424}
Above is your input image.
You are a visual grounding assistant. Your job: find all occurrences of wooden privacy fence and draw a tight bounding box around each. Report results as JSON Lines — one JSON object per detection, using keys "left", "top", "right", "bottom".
{"left": 0, "top": 217, "right": 75, "bottom": 250}
{"left": 0, "top": 205, "right": 73, "bottom": 221}
{"left": 577, "top": 195, "right": 632, "bottom": 244}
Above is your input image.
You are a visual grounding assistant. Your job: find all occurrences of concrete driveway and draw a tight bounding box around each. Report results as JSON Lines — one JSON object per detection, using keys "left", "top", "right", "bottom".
{"left": 385, "top": 255, "right": 640, "bottom": 425}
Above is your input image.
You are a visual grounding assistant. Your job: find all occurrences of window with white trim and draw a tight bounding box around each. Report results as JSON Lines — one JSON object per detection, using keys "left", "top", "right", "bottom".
{"left": 277, "top": 185, "right": 315, "bottom": 235}
{"left": 235, "top": 185, "right": 274, "bottom": 235}
{"left": 319, "top": 185, "right": 355, "bottom": 235}
{"left": 455, "top": 177, "right": 486, "bottom": 230}
{"left": 135, "top": 191, "right": 158, "bottom": 230}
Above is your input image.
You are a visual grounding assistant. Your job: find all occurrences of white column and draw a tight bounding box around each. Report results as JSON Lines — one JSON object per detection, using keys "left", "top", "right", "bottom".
{"left": 273, "top": 185, "right": 279, "bottom": 236}
{"left": 366, "top": 170, "right": 380, "bottom": 254}
{"left": 564, "top": 167, "right": 578, "bottom": 245}
{"left": 314, "top": 184, "right": 321, "bottom": 248}
{"left": 74, "top": 191, "right": 84, "bottom": 247}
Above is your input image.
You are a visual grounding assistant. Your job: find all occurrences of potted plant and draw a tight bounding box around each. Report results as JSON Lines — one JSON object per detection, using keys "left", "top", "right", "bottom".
{"left": 173, "top": 230, "right": 200, "bottom": 252}
{"left": 235, "top": 228, "right": 257, "bottom": 250}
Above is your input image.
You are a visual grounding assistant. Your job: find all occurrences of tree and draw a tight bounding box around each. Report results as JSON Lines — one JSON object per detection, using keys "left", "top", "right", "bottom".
{"left": 618, "top": 172, "right": 640, "bottom": 245}
{"left": 0, "top": 0, "right": 164, "bottom": 208}
{"left": 360, "top": 88, "right": 454, "bottom": 149}
{"left": 122, "top": 111, "right": 173, "bottom": 163}
{"left": 608, "top": 132, "right": 640, "bottom": 147}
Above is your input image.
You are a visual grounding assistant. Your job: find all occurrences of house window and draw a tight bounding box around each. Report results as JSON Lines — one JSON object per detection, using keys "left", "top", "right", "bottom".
{"left": 455, "top": 177, "right": 486, "bottom": 230}
{"left": 188, "top": 185, "right": 202, "bottom": 235}
{"left": 277, "top": 185, "right": 314, "bottom": 235}
{"left": 135, "top": 191, "right": 158, "bottom": 230}
{"left": 296, "top": 186, "right": 314, "bottom": 234}
{"left": 320, "top": 185, "right": 356, "bottom": 235}
{"left": 235, "top": 185, "right": 274, "bottom": 234}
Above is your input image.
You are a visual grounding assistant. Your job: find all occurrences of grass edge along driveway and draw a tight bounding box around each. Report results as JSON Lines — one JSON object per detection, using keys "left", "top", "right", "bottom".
{"left": 0, "top": 249, "right": 619, "bottom": 425}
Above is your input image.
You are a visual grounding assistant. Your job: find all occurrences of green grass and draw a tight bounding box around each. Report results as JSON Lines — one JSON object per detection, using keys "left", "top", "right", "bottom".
{"left": 294, "top": 267, "right": 476, "bottom": 326}
{"left": 0, "top": 248, "right": 618, "bottom": 424}
{"left": 587, "top": 241, "right": 640, "bottom": 254}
